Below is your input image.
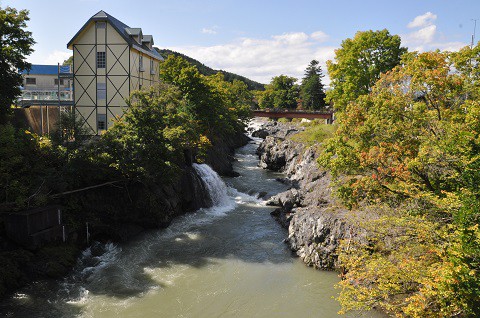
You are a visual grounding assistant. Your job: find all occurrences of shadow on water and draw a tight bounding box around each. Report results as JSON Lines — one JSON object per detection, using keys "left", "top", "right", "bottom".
{"left": 0, "top": 137, "right": 296, "bottom": 316}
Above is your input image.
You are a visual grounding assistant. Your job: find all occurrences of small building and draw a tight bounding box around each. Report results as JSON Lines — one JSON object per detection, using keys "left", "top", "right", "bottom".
{"left": 67, "top": 10, "right": 164, "bottom": 135}
{"left": 20, "top": 64, "right": 73, "bottom": 102}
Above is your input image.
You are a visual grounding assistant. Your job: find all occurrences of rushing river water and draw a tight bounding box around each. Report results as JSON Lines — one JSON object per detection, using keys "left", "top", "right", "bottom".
{"left": 0, "top": 131, "right": 383, "bottom": 318}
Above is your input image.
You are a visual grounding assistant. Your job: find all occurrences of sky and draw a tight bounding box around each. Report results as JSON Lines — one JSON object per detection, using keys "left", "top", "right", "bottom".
{"left": 2, "top": 0, "right": 480, "bottom": 84}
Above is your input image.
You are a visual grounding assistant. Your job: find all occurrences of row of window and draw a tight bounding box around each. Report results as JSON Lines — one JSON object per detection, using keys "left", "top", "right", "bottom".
{"left": 96, "top": 52, "right": 155, "bottom": 74}
{"left": 25, "top": 78, "right": 67, "bottom": 86}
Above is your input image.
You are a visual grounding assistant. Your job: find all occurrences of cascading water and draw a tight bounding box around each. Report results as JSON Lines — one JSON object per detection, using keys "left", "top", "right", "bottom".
{"left": 0, "top": 119, "right": 384, "bottom": 318}
{"left": 192, "top": 163, "right": 231, "bottom": 207}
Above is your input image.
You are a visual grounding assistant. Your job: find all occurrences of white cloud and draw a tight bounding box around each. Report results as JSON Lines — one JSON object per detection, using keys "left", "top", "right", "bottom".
{"left": 201, "top": 26, "right": 218, "bottom": 35}
{"left": 403, "top": 24, "right": 437, "bottom": 45}
{"left": 28, "top": 50, "right": 73, "bottom": 65}
{"left": 272, "top": 32, "right": 309, "bottom": 45}
{"left": 311, "top": 31, "right": 329, "bottom": 43}
{"left": 169, "top": 31, "right": 334, "bottom": 84}
{"left": 407, "top": 12, "right": 437, "bottom": 28}
{"left": 402, "top": 12, "right": 467, "bottom": 52}
{"left": 435, "top": 41, "right": 466, "bottom": 52}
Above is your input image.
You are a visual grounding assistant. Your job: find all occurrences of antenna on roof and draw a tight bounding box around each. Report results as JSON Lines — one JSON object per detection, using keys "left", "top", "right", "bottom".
{"left": 471, "top": 19, "right": 478, "bottom": 48}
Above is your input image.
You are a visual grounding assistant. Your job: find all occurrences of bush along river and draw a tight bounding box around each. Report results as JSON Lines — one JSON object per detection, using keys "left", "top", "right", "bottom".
{"left": 0, "top": 121, "right": 383, "bottom": 317}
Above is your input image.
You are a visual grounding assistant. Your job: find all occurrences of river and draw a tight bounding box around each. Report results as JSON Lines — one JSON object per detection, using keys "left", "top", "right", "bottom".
{"left": 0, "top": 131, "right": 383, "bottom": 318}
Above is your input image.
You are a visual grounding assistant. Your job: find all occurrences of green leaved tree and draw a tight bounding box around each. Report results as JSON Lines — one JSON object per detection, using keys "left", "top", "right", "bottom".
{"left": 326, "top": 29, "right": 406, "bottom": 112}
{"left": 258, "top": 75, "right": 299, "bottom": 109}
{"left": 0, "top": 6, "right": 35, "bottom": 121}
{"left": 300, "top": 60, "right": 326, "bottom": 110}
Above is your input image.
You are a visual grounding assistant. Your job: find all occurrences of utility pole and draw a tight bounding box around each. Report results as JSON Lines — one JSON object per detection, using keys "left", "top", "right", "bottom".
{"left": 471, "top": 19, "right": 478, "bottom": 48}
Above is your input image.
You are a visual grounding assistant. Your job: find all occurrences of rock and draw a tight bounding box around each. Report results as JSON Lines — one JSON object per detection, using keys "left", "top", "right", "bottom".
{"left": 256, "top": 121, "right": 353, "bottom": 270}
{"left": 205, "top": 131, "right": 250, "bottom": 177}
{"left": 257, "top": 191, "right": 268, "bottom": 199}
{"left": 270, "top": 207, "right": 293, "bottom": 229}
{"left": 286, "top": 207, "right": 354, "bottom": 269}
{"left": 267, "top": 188, "right": 303, "bottom": 208}
{"left": 251, "top": 128, "right": 269, "bottom": 139}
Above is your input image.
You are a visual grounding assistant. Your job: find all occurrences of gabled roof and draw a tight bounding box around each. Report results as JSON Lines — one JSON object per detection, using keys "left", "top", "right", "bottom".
{"left": 67, "top": 10, "right": 163, "bottom": 61}
{"left": 21, "top": 65, "right": 58, "bottom": 75}
{"left": 142, "top": 35, "right": 154, "bottom": 45}
{"left": 125, "top": 28, "right": 142, "bottom": 36}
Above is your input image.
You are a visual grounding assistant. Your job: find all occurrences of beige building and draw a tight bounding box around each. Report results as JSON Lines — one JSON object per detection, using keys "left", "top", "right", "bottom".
{"left": 67, "top": 10, "right": 163, "bottom": 134}
{"left": 20, "top": 65, "right": 73, "bottom": 101}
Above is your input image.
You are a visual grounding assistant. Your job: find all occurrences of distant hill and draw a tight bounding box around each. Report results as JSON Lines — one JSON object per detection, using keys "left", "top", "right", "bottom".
{"left": 156, "top": 48, "right": 265, "bottom": 91}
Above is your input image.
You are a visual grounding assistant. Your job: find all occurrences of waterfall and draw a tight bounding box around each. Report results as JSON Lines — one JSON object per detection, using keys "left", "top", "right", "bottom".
{"left": 192, "top": 163, "right": 230, "bottom": 208}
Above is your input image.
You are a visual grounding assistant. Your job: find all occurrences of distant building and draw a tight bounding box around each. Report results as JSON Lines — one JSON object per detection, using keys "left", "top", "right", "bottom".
{"left": 20, "top": 64, "right": 73, "bottom": 101}
{"left": 67, "top": 10, "right": 163, "bottom": 135}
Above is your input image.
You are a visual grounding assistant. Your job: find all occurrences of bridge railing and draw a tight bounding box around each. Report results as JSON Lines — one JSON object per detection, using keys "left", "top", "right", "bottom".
{"left": 254, "top": 108, "right": 333, "bottom": 114}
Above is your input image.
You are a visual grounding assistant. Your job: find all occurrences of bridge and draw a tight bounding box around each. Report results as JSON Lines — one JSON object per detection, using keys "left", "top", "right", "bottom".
{"left": 252, "top": 109, "right": 334, "bottom": 122}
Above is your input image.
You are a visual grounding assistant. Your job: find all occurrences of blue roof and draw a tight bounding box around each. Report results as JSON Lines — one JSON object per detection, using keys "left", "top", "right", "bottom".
{"left": 21, "top": 65, "right": 58, "bottom": 75}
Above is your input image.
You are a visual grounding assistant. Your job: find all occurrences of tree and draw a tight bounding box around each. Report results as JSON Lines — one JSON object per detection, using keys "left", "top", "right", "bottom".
{"left": 160, "top": 55, "right": 250, "bottom": 139}
{"left": 320, "top": 48, "right": 480, "bottom": 317}
{"left": 300, "top": 60, "right": 326, "bottom": 110}
{"left": 258, "top": 75, "right": 299, "bottom": 109}
{"left": 0, "top": 6, "right": 35, "bottom": 120}
{"left": 62, "top": 56, "right": 73, "bottom": 66}
{"left": 99, "top": 83, "right": 211, "bottom": 182}
{"left": 326, "top": 29, "right": 406, "bottom": 112}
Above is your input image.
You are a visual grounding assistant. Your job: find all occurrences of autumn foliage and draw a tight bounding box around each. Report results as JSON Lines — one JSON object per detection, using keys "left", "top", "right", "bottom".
{"left": 321, "top": 48, "right": 480, "bottom": 316}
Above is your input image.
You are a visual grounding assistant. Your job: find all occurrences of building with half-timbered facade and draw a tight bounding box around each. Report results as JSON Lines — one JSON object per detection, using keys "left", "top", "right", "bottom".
{"left": 67, "top": 10, "right": 163, "bottom": 134}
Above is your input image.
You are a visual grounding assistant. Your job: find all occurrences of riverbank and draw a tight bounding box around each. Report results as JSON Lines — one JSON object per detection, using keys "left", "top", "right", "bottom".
{"left": 254, "top": 120, "right": 358, "bottom": 270}
{"left": 0, "top": 129, "right": 249, "bottom": 300}
{"left": 0, "top": 126, "right": 375, "bottom": 318}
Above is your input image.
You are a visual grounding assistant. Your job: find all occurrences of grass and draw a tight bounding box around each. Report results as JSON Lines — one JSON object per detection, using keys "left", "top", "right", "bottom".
{"left": 290, "top": 120, "right": 337, "bottom": 146}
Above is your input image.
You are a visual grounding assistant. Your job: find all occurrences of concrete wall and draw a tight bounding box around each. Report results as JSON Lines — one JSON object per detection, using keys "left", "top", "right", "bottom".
{"left": 13, "top": 106, "right": 61, "bottom": 135}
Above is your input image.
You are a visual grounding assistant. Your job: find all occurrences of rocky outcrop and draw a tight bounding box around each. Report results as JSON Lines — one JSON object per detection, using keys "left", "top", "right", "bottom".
{"left": 256, "top": 122, "right": 354, "bottom": 270}
{"left": 205, "top": 131, "right": 250, "bottom": 177}
{"left": 83, "top": 130, "right": 250, "bottom": 242}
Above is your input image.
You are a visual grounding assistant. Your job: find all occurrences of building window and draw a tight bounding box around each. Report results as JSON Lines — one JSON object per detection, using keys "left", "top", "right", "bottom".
{"left": 97, "top": 51, "right": 106, "bottom": 69}
{"left": 97, "top": 22, "right": 106, "bottom": 29}
{"left": 54, "top": 79, "right": 65, "bottom": 85}
{"left": 97, "top": 114, "right": 106, "bottom": 131}
{"left": 150, "top": 60, "right": 155, "bottom": 75}
{"left": 26, "top": 77, "right": 36, "bottom": 85}
{"left": 139, "top": 55, "right": 144, "bottom": 72}
{"left": 97, "top": 82, "right": 106, "bottom": 100}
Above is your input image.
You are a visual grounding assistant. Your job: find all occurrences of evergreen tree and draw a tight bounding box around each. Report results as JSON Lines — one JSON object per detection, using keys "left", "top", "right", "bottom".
{"left": 300, "top": 60, "right": 326, "bottom": 110}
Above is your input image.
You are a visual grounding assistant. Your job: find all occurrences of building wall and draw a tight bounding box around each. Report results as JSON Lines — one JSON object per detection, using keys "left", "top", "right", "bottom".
{"left": 73, "top": 20, "right": 161, "bottom": 135}
{"left": 23, "top": 74, "right": 69, "bottom": 91}
{"left": 129, "top": 48, "right": 161, "bottom": 93}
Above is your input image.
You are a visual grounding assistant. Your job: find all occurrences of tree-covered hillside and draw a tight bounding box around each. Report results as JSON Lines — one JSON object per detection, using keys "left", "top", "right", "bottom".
{"left": 156, "top": 49, "right": 265, "bottom": 91}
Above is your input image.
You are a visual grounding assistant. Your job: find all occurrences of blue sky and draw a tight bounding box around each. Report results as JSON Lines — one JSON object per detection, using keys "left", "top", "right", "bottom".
{"left": 2, "top": 0, "right": 479, "bottom": 84}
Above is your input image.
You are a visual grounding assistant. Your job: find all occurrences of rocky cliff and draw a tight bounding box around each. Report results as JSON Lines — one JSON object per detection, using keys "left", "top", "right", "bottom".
{"left": 79, "top": 130, "right": 250, "bottom": 242}
{"left": 256, "top": 121, "right": 356, "bottom": 270}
